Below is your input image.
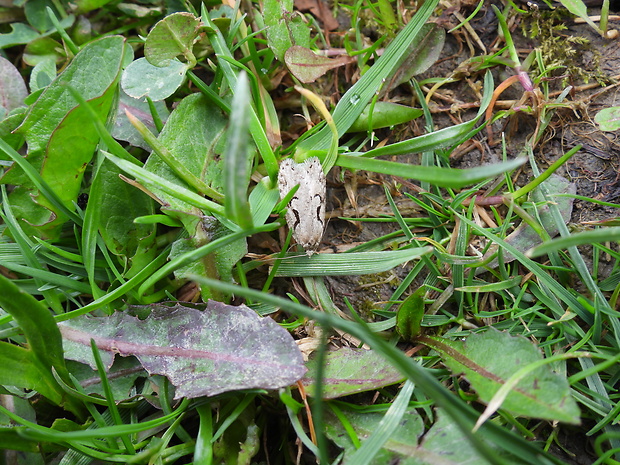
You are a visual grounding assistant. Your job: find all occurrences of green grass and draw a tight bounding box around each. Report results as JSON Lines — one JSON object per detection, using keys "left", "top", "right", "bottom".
{"left": 0, "top": 0, "right": 619, "bottom": 463}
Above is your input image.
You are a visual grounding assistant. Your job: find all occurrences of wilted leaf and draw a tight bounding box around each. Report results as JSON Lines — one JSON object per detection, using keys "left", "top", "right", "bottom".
{"left": 59, "top": 301, "right": 306, "bottom": 398}
{"left": 385, "top": 23, "right": 445, "bottom": 92}
{"left": 301, "top": 348, "right": 405, "bottom": 398}
{"left": 420, "top": 329, "right": 580, "bottom": 424}
{"left": 6, "top": 35, "right": 125, "bottom": 240}
{"left": 285, "top": 46, "right": 353, "bottom": 83}
{"left": 295, "top": 0, "right": 339, "bottom": 30}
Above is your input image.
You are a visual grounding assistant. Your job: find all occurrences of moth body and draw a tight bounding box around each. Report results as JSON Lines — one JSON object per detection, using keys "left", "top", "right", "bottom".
{"left": 277, "top": 157, "right": 326, "bottom": 255}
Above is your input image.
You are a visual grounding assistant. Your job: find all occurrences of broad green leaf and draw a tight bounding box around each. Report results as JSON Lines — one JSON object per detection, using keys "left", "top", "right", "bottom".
{"left": 274, "top": 247, "right": 433, "bottom": 277}
{"left": 24, "top": 0, "right": 59, "bottom": 32}
{"left": 92, "top": 158, "right": 156, "bottom": 259}
{"left": 6, "top": 35, "right": 125, "bottom": 240}
{"left": 29, "top": 57, "right": 56, "bottom": 93}
{"left": 15, "top": 35, "right": 124, "bottom": 155}
{"left": 0, "top": 56, "right": 28, "bottom": 115}
{"left": 59, "top": 301, "right": 307, "bottom": 398}
{"left": 594, "top": 106, "right": 620, "bottom": 132}
{"left": 144, "top": 92, "right": 227, "bottom": 211}
{"left": 121, "top": 57, "right": 187, "bottom": 101}
{"left": 144, "top": 12, "right": 201, "bottom": 67}
{"left": 22, "top": 36, "right": 64, "bottom": 67}
{"left": 347, "top": 102, "right": 423, "bottom": 133}
{"left": 421, "top": 329, "right": 580, "bottom": 424}
{"left": 337, "top": 156, "right": 525, "bottom": 189}
{"left": 0, "top": 274, "right": 74, "bottom": 408}
{"left": 262, "top": 0, "right": 311, "bottom": 62}
{"left": 284, "top": 46, "right": 353, "bottom": 83}
{"left": 0, "top": 341, "right": 63, "bottom": 405}
{"left": 0, "top": 108, "right": 27, "bottom": 153}
{"left": 0, "top": 275, "right": 65, "bottom": 376}
{"left": 396, "top": 288, "right": 425, "bottom": 341}
{"left": 302, "top": 348, "right": 405, "bottom": 398}
{"left": 0, "top": 23, "right": 41, "bottom": 48}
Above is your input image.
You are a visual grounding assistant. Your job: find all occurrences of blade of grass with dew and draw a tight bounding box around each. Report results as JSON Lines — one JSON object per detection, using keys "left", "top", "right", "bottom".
{"left": 362, "top": 70, "right": 494, "bottom": 158}
{"left": 274, "top": 247, "right": 432, "bottom": 277}
{"left": 297, "top": 0, "right": 440, "bottom": 151}
{"left": 188, "top": 275, "right": 570, "bottom": 465}
{"left": 224, "top": 71, "right": 253, "bottom": 229}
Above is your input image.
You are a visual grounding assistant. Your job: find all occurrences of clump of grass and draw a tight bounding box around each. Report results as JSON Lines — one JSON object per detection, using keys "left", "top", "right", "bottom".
{"left": 0, "top": 0, "right": 619, "bottom": 464}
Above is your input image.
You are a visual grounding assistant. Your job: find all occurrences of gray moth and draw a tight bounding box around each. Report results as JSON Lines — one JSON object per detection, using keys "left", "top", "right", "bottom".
{"left": 277, "top": 157, "right": 326, "bottom": 255}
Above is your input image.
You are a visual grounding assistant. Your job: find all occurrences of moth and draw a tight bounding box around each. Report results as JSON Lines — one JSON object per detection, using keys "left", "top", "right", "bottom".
{"left": 277, "top": 157, "right": 326, "bottom": 255}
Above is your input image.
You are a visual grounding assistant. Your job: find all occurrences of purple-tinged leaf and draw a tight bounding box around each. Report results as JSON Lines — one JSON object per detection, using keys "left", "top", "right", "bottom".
{"left": 59, "top": 301, "right": 306, "bottom": 398}
{"left": 0, "top": 56, "right": 28, "bottom": 116}
{"left": 301, "top": 348, "right": 405, "bottom": 398}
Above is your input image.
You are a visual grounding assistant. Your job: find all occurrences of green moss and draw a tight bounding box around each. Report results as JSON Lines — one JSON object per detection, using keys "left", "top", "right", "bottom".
{"left": 523, "top": 9, "right": 610, "bottom": 87}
